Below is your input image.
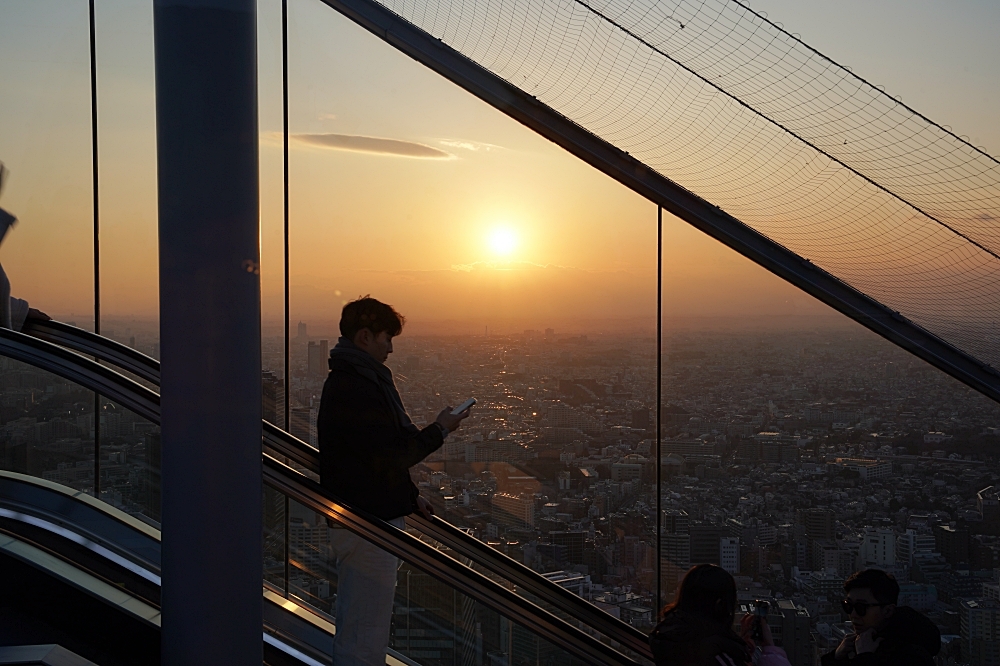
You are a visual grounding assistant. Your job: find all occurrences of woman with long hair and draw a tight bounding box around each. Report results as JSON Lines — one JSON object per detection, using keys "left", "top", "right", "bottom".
{"left": 649, "top": 564, "right": 791, "bottom": 666}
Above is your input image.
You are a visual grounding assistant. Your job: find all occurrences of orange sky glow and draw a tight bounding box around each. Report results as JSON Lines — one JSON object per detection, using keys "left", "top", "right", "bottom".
{"left": 0, "top": 0, "right": 996, "bottom": 335}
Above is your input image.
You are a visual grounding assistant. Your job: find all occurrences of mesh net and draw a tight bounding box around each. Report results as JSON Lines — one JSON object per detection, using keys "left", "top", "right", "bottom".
{"left": 368, "top": 0, "right": 1000, "bottom": 367}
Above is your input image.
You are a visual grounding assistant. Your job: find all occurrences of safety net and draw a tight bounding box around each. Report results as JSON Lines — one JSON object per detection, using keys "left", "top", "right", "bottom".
{"left": 364, "top": 0, "right": 1000, "bottom": 367}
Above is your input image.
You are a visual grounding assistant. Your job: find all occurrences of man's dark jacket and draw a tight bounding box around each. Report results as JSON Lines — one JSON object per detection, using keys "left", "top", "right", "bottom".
{"left": 317, "top": 349, "right": 444, "bottom": 520}
{"left": 820, "top": 606, "right": 940, "bottom": 666}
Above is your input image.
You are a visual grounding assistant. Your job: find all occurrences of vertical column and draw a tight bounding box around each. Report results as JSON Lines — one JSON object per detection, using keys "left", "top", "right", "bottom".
{"left": 88, "top": 0, "right": 103, "bottom": 500}
{"left": 153, "top": 1, "right": 262, "bottom": 664}
{"left": 655, "top": 205, "right": 663, "bottom": 609}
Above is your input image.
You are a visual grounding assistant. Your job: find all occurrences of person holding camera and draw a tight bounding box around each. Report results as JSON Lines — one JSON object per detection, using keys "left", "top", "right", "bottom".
{"left": 821, "top": 569, "right": 939, "bottom": 666}
{"left": 650, "top": 564, "right": 792, "bottom": 666}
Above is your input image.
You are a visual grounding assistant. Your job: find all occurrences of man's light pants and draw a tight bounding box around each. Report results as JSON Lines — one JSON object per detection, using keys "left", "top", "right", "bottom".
{"left": 331, "top": 517, "right": 405, "bottom": 666}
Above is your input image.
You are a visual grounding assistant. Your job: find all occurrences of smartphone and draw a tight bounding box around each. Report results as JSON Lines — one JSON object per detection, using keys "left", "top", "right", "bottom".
{"left": 451, "top": 398, "right": 477, "bottom": 415}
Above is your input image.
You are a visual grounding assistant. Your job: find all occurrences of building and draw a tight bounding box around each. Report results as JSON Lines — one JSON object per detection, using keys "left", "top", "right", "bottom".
{"left": 307, "top": 339, "right": 330, "bottom": 377}
{"left": 550, "top": 531, "right": 586, "bottom": 565}
{"left": 812, "top": 539, "right": 856, "bottom": 578}
{"left": 491, "top": 493, "right": 535, "bottom": 528}
{"left": 611, "top": 462, "right": 642, "bottom": 481}
{"left": 540, "top": 571, "right": 592, "bottom": 600}
{"left": 261, "top": 370, "right": 285, "bottom": 427}
{"left": 857, "top": 528, "right": 896, "bottom": 568}
{"left": 720, "top": 537, "right": 740, "bottom": 574}
{"left": 898, "top": 583, "right": 937, "bottom": 611}
{"left": 662, "top": 509, "right": 690, "bottom": 535}
{"left": 772, "top": 599, "right": 813, "bottom": 666}
{"left": 756, "top": 432, "right": 800, "bottom": 464}
{"left": 896, "top": 529, "right": 936, "bottom": 566}
{"left": 979, "top": 487, "right": 1000, "bottom": 536}
{"left": 289, "top": 407, "right": 317, "bottom": 447}
{"left": 803, "top": 508, "right": 836, "bottom": 541}
{"left": 961, "top": 598, "right": 1000, "bottom": 666}
{"left": 690, "top": 524, "right": 728, "bottom": 566}
{"left": 832, "top": 458, "right": 892, "bottom": 482}
{"left": 801, "top": 570, "right": 843, "bottom": 599}
{"left": 935, "top": 524, "right": 971, "bottom": 566}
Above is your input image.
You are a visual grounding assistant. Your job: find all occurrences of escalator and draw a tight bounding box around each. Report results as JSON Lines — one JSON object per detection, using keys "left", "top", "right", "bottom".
{"left": 0, "top": 321, "right": 655, "bottom": 666}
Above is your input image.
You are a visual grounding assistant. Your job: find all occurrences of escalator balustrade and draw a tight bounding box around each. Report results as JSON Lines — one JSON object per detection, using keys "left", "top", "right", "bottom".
{"left": 0, "top": 324, "right": 653, "bottom": 665}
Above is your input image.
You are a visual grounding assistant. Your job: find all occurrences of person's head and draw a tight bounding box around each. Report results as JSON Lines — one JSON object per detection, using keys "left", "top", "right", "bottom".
{"left": 339, "top": 296, "right": 405, "bottom": 364}
{"left": 842, "top": 569, "right": 899, "bottom": 632}
{"left": 661, "top": 564, "right": 737, "bottom": 626}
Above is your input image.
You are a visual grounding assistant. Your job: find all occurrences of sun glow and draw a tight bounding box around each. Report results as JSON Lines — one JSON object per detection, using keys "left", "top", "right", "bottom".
{"left": 488, "top": 227, "right": 518, "bottom": 256}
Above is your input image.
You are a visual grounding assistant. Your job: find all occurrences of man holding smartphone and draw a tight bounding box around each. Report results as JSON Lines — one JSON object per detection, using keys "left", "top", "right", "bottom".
{"left": 317, "top": 296, "right": 471, "bottom": 666}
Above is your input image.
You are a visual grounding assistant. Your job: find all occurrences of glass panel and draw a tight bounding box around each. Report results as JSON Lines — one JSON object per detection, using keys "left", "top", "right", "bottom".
{"left": 264, "top": 483, "right": 287, "bottom": 591}
{"left": 0, "top": 357, "right": 96, "bottom": 496}
{"left": 98, "top": 399, "right": 159, "bottom": 523}
{"left": 285, "top": 496, "right": 589, "bottom": 666}
{"left": 258, "top": 0, "right": 287, "bottom": 430}
{"left": 286, "top": 2, "right": 660, "bottom": 632}
{"left": 0, "top": 1, "right": 96, "bottom": 329}
{"left": 657, "top": 208, "right": 1000, "bottom": 661}
{"left": 93, "top": 0, "right": 159, "bottom": 333}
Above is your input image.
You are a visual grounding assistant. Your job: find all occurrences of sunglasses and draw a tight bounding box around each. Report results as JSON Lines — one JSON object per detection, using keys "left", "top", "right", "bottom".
{"left": 841, "top": 599, "right": 886, "bottom": 616}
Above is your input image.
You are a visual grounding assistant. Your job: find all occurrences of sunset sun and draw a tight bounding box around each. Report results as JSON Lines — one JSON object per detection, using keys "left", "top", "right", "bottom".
{"left": 488, "top": 227, "right": 518, "bottom": 257}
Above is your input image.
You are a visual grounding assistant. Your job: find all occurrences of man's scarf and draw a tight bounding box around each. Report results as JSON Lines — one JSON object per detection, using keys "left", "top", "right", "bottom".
{"left": 329, "top": 337, "right": 419, "bottom": 434}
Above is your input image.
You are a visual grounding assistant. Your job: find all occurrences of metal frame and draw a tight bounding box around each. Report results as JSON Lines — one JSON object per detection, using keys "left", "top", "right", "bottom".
{"left": 316, "top": 0, "right": 1000, "bottom": 405}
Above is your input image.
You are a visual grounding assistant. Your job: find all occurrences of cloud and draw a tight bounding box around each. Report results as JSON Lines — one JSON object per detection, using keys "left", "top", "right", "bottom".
{"left": 438, "top": 139, "right": 504, "bottom": 153}
{"left": 293, "top": 133, "right": 454, "bottom": 159}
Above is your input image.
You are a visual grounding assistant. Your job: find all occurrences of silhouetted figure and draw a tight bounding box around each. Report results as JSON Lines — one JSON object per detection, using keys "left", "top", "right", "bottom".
{"left": 317, "top": 296, "right": 470, "bottom": 666}
{"left": 0, "top": 164, "right": 49, "bottom": 331}
{"left": 822, "top": 569, "right": 939, "bottom": 666}
{"left": 650, "top": 564, "right": 791, "bottom": 666}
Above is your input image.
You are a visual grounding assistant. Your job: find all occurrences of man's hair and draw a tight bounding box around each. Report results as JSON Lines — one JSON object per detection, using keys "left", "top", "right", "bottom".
{"left": 340, "top": 296, "right": 405, "bottom": 340}
{"left": 844, "top": 569, "right": 900, "bottom": 605}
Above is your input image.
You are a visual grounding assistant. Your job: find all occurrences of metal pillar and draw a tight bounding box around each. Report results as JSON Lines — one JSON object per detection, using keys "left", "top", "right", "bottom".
{"left": 153, "top": 1, "right": 262, "bottom": 664}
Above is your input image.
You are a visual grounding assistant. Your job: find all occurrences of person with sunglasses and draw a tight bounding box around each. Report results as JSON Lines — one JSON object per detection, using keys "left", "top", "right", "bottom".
{"left": 821, "top": 569, "right": 940, "bottom": 666}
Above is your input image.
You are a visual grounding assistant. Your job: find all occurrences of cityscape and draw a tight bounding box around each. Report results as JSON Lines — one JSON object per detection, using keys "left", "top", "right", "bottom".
{"left": 6, "top": 316, "right": 998, "bottom": 663}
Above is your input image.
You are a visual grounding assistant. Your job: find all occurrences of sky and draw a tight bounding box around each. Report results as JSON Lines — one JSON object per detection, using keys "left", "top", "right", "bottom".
{"left": 0, "top": 0, "right": 997, "bottom": 333}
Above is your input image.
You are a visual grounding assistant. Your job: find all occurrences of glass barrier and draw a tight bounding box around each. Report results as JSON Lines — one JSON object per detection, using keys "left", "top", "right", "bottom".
{"left": 0, "top": 357, "right": 97, "bottom": 497}
{"left": 264, "top": 490, "right": 593, "bottom": 666}
{"left": 0, "top": 355, "right": 160, "bottom": 525}
{"left": 657, "top": 208, "right": 1000, "bottom": 661}
{"left": 283, "top": 1, "right": 660, "bottom": 633}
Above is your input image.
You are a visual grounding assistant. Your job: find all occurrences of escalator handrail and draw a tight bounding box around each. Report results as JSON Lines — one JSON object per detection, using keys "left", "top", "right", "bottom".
{"left": 408, "top": 513, "right": 653, "bottom": 656}
{"left": 21, "top": 319, "right": 160, "bottom": 385}
{"left": 0, "top": 328, "right": 159, "bottom": 423}
{"left": 263, "top": 426, "right": 655, "bottom": 659}
{"left": 11, "top": 324, "right": 655, "bottom": 658}
{"left": 263, "top": 454, "right": 639, "bottom": 666}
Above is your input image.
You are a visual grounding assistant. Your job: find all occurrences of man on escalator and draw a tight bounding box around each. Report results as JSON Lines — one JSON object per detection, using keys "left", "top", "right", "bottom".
{"left": 317, "top": 295, "right": 471, "bottom": 666}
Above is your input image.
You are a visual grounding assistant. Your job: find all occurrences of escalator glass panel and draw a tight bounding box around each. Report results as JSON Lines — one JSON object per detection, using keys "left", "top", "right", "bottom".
{"left": 281, "top": 495, "right": 593, "bottom": 666}
{"left": 0, "top": 357, "right": 97, "bottom": 497}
